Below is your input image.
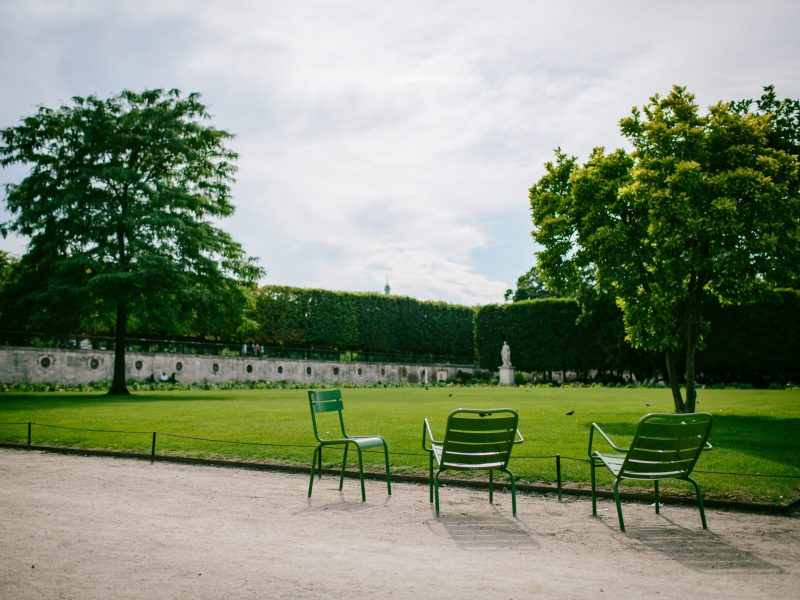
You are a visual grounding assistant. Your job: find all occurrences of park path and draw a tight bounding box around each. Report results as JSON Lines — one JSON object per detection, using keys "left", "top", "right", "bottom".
{"left": 1, "top": 448, "right": 798, "bottom": 599}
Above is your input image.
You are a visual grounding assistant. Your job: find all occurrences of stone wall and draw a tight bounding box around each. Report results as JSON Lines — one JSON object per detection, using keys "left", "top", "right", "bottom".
{"left": 0, "top": 346, "right": 478, "bottom": 386}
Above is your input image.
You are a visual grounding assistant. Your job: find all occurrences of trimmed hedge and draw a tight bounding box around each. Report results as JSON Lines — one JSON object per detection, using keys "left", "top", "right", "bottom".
{"left": 698, "top": 289, "right": 800, "bottom": 384}
{"left": 252, "top": 286, "right": 474, "bottom": 362}
{"left": 475, "top": 291, "right": 800, "bottom": 385}
{"left": 475, "top": 299, "right": 582, "bottom": 372}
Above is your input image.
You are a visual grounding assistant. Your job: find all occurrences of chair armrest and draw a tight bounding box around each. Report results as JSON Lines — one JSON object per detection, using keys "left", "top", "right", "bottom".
{"left": 514, "top": 429, "right": 524, "bottom": 444}
{"left": 588, "top": 422, "right": 628, "bottom": 457}
{"left": 422, "top": 418, "right": 441, "bottom": 452}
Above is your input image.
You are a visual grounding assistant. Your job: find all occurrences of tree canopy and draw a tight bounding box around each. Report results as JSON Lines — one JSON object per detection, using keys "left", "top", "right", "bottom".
{"left": 0, "top": 88, "right": 262, "bottom": 394}
{"left": 529, "top": 86, "right": 800, "bottom": 412}
{"left": 504, "top": 266, "right": 555, "bottom": 302}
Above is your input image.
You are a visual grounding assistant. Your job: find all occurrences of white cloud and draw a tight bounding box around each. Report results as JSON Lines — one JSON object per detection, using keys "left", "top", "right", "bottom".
{"left": 2, "top": 0, "right": 799, "bottom": 305}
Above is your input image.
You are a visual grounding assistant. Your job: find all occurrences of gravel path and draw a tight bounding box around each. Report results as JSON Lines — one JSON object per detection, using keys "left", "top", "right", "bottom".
{"left": 1, "top": 448, "right": 798, "bottom": 599}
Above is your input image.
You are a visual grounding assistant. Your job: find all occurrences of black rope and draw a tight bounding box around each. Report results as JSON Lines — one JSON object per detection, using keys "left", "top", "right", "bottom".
{"left": 694, "top": 469, "right": 800, "bottom": 479}
{"left": 158, "top": 432, "right": 312, "bottom": 449}
{"left": 4, "top": 420, "right": 799, "bottom": 480}
{"left": 31, "top": 423, "right": 153, "bottom": 435}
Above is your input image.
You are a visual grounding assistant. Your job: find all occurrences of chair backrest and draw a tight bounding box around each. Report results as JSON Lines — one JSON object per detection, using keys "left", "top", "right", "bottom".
{"left": 620, "top": 412, "right": 713, "bottom": 480}
{"left": 308, "top": 389, "right": 347, "bottom": 441}
{"left": 441, "top": 408, "right": 519, "bottom": 471}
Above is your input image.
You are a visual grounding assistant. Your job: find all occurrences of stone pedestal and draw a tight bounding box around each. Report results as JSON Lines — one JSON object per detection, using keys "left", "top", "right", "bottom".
{"left": 499, "top": 366, "right": 515, "bottom": 386}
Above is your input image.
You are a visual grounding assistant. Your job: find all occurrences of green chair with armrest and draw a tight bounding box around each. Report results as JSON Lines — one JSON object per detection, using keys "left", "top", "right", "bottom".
{"left": 422, "top": 408, "right": 523, "bottom": 516}
{"left": 589, "top": 412, "right": 713, "bottom": 532}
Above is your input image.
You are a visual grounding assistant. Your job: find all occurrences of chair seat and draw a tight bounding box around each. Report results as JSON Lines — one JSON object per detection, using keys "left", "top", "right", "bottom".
{"left": 348, "top": 435, "right": 387, "bottom": 449}
{"left": 594, "top": 451, "right": 695, "bottom": 480}
{"left": 432, "top": 442, "right": 506, "bottom": 469}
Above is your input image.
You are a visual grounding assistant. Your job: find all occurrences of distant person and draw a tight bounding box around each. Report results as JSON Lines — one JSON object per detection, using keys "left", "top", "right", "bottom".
{"left": 242, "top": 342, "right": 248, "bottom": 356}
{"left": 160, "top": 372, "right": 169, "bottom": 382}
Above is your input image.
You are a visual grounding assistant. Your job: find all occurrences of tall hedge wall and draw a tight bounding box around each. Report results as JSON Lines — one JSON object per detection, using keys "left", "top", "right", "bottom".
{"left": 252, "top": 286, "right": 474, "bottom": 362}
{"left": 475, "top": 291, "right": 800, "bottom": 384}
{"left": 473, "top": 298, "right": 648, "bottom": 374}
{"left": 246, "top": 285, "right": 799, "bottom": 383}
{"left": 698, "top": 289, "right": 800, "bottom": 384}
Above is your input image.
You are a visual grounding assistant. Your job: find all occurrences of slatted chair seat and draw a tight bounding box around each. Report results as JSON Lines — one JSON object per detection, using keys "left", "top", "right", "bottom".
{"left": 423, "top": 408, "right": 523, "bottom": 516}
{"left": 307, "top": 389, "right": 391, "bottom": 502}
{"left": 589, "top": 412, "right": 713, "bottom": 532}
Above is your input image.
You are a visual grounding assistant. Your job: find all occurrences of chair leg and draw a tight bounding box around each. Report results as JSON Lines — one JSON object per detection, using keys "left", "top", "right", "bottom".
{"left": 317, "top": 446, "right": 323, "bottom": 479}
{"left": 489, "top": 469, "right": 494, "bottom": 504}
{"left": 382, "top": 441, "right": 392, "bottom": 495}
{"left": 613, "top": 479, "right": 625, "bottom": 532}
{"left": 434, "top": 471, "right": 441, "bottom": 516}
{"left": 654, "top": 479, "right": 660, "bottom": 514}
{"left": 339, "top": 445, "right": 349, "bottom": 491}
{"left": 428, "top": 452, "right": 434, "bottom": 503}
{"left": 590, "top": 459, "right": 597, "bottom": 516}
{"left": 356, "top": 447, "right": 366, "bottom": 502}
{"left": 688, "top": 477, "right": 708, "bottom": 529}
{"left": 308, "top": 446, "right": 320, "bottom": 498}
{"left": 506, "top": 469, "right": 517, "bottom": 517}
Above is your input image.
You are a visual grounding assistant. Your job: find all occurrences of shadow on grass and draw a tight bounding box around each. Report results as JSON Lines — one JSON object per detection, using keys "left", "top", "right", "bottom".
{"left": 625, "top": 518, "right": 783, "bottom": 574}
{"left": 0, "top": 392, "right": 244, "bottom": 409}
{"left": 588, "top": 414, "right": 800, "bottom": 471}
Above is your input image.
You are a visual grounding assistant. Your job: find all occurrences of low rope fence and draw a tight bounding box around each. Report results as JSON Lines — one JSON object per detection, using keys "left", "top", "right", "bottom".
{"left": 2, "top": 420, "right": 799, "bottom": 508}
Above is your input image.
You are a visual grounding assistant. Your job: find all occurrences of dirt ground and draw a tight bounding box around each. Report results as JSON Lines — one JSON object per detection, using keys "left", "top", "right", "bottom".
{"left": 1, "top": 448, "right": 798, "bottom": 599}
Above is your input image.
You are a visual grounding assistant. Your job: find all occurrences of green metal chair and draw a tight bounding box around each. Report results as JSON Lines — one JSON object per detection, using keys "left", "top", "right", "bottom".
{"left": 422, "top": 408, "right": 524, "bottom": 516}
{"left": 589, "top": 412, "right": 713, "bottom": 532}
{"left": 307, "top": 389, "right": 391, "bottom": 502}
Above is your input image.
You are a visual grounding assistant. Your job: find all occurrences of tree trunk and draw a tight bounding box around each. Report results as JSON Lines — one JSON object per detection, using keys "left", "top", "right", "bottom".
{"left": 108, "top": 301, "right": 130, "bottom": 396}
{"left": 682, "top": 284, "right": 701, "bottom": 413}
{"left": 665, "top": 350, "right": 685, "bottom": 412}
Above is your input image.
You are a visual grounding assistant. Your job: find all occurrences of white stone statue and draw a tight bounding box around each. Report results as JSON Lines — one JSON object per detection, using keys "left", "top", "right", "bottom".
{"left": 501, "top": 341, "right": 511, "bottom": 368}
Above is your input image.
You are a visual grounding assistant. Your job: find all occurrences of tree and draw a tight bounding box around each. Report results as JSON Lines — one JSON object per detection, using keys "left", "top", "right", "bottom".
{"left": 504, "top": 266, "right": 555, "bottom": 302}
{"left": 530, "top": 86, "right": 800, "bottom": 412}
{"left": 0, "top": 250, "right": 16, "bottom": 287}
{"left": 1, "top": 89, "right": 263, "bottom": 395}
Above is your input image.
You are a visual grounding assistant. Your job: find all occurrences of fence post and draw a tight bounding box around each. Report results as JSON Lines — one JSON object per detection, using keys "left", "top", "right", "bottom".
{"left": 556, "top": 454, "right": 562, "bottom": 502}
{"left": 27, "top": 422, "right": 32, "bottom": 449}
{"left": 151, "top": 432, "right": 157, "bottom": 463}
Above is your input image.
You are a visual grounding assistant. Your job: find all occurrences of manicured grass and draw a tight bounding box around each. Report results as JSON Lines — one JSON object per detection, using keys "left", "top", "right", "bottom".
{"left": 1, "top": 386, "right": 798, "bottom": 504}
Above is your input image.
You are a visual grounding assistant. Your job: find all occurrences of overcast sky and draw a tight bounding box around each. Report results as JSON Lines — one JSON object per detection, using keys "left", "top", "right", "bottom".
{"left": 1, "top": 0, "right": 798, "bottom": 305}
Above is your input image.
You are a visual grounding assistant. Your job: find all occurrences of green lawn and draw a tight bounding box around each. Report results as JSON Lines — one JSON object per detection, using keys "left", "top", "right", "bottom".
{"left": 1, "top": 386, "right": 798, "bottom": 504}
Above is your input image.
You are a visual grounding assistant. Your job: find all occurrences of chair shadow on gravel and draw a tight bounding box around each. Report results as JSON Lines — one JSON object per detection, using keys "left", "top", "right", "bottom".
{"left": 436, "top": 511, "right": 539, "bottom": 551}
{"left": 625, "top": 518, "right": 783, "bottom": 574}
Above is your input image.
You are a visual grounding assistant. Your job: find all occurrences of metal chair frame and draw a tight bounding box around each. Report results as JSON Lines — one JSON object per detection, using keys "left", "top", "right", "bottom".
{"left": 307, "top": 389, "right": 391, "bottom": 502}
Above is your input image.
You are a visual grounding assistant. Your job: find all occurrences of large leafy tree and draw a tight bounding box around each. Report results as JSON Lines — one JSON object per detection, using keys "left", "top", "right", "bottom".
{"left": 530, "top": 86, "right": 800, "bottom": 412}
{"left": 1, "top": 89, "right": 263, "bottom": 395}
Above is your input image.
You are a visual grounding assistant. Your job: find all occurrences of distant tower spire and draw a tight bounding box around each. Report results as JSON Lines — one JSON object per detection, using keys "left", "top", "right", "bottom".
{"left": 384, "top": 276, "right": 391, "bottom": 295}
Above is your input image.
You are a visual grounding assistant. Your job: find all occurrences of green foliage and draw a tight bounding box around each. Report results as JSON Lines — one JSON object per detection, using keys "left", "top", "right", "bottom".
{"left": 0, "top": 89, "right": 263, "bottom": 393}
{"left": 476, "top": 290, "right": 799, "bottom": 386}
{"left": 252, "top": 286, "right": 474, "bottom": 361}
{"left": 476, "top": 298, "right": 588, "bottom": 372}
{"left": 1, "top": 387, "right": 797, "bottom": 503}
{"left": 699, "top": 289, "right": 800, "bottom": 384}
{"left": 529, "top": 85, "right": 800, "bottom": 412}
{"left": 0, "top": 251, "right": 18, "bottom": 317}
{"left": 504, "top": 266, "right": 555, "bottom": 302}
